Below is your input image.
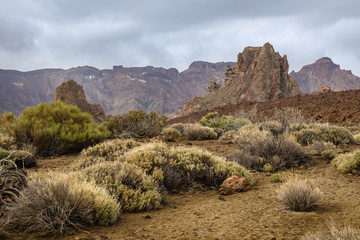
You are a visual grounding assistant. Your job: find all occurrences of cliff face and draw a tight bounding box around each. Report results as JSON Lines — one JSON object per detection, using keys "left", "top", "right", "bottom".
{"left": 0, "top": 61, "right": 233, "bottom": 116}
{"left": 179, "top": 43, "right": 300, "bottom": 116}
{"left": 54, "top": 80, "right": 105, "bottom": 123}
{"left": 290, "top": 57, "right": 360, "bottom": 93}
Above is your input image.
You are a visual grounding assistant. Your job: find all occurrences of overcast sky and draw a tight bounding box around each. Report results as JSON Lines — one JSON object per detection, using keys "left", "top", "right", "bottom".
{"left": 0, "top": 0, "right": 359, "bottom": 75}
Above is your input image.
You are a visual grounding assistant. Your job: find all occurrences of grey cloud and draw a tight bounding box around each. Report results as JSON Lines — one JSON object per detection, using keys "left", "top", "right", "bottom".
{"left": 0, "top": 0, "right": 359, "bottom": 76}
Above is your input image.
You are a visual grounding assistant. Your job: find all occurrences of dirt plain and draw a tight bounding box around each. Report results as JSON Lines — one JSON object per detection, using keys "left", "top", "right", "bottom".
{"left": 3, "top": 140, "right": 360, "bottom": 240}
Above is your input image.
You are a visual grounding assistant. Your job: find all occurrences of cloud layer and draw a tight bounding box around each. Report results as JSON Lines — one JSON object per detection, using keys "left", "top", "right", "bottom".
{"left": 0, "top": 0, "right": 359, "bottom": 75}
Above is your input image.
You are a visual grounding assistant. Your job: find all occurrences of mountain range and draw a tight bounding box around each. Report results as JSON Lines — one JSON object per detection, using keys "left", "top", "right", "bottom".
{"left": 1, "top": 52, "right": 360, "bottom": 117}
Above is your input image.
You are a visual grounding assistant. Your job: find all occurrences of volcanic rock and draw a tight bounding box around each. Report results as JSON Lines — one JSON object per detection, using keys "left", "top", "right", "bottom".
{"left": 54, "top": 79, "right": 105, "bottom": 122}
{"left": 219, "top": 176, "right": 251, "bottom": 195}
{"left": 208, "top": 79, "right": 221, "bottom": 92}
{"left": 179, "top": 43, "right": 300, "bottom": 116}
{"left": 290, "top": 57, "right": 360, "bottom": 93}
{"left": 317, "top": 85, "right": 332, "bottom": 93}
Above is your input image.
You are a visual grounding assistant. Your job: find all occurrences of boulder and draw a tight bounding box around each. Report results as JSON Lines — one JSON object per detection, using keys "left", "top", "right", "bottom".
{"left": 219, "top": 176, "right": 251, "bottom": 195}
{"left": 317, "top": 85, "right": 332, "bottom": 93}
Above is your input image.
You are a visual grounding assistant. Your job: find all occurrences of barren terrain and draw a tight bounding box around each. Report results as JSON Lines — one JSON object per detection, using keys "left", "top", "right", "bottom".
{"left": 4, "top": 141, "right": 360, "bottom": 240}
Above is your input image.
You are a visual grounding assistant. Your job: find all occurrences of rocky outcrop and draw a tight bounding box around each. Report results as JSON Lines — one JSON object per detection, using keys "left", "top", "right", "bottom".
{"left": 219, "top": 176, "right": 251, "bottom": 195}
{"left": 208, "top": 79, "right": 221, "bottom": 92}
{"left": 54, "top": 80, "right": 105, "bottom": 122}
{"left": 317, "top": 85, "right": 332, "bottom": 94}
{"left": 0, "top": 62, "right": 233, "bottom": 116}
{"left": 179, "top": 43, "right": 300, "bottom": 116}
{"left": 290, "top": 57, "right": 360, "bottom": 93}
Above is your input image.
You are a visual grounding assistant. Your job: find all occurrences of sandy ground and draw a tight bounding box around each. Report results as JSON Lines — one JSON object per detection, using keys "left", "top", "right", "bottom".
{"left": 3, "top": 142, "right": 360, "bottom": 240}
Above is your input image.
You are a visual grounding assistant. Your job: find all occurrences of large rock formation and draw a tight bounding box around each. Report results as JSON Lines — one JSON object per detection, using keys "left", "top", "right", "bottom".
{"left": 0, "top": 62, "right": 234, "bottom": 116}
{"left": 179, "top": 43, "right": 300, "bottom": 116}
{"left": 54, "top": 79, "right": 105, "bottom": 122}
{"left": 290, "top": 57, "right": 360, "bottom": 93}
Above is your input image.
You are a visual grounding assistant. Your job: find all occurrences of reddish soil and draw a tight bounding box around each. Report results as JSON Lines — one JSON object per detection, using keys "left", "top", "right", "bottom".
{"left": 3, "top": 141, "right": 360, "bottom": 240}
{"left": 170, "top": 89, "right": 360, "bottom": 126}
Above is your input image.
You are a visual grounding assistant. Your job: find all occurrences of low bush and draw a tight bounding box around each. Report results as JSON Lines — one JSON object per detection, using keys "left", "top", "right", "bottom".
{"left": 125, "top": 143, "right": 252, "bottom": 191}
{"left": 221, "top": 116, "right": 251, "bottom": 132}
{"left": 260, "top": 120, "right": 286, "bottom": 136}
{"left": 73, "top": 139, "right": 140, "bottom": 170}
{"left": 277, "top": 176, "right": 321, "bottom": 211}
{"left": 226, "top": 135, "right": 309, "bottom": 171}
{"left": 332, "top": 150, "right": 360, "bottom": 175}
{"left": 296, "top": 129, "right": 322, "bottom": 146}
{"left": 321, "top": 126, "right": 354, "bottom": 145}
{"left": 301, "top": 222, "right": 360, "bottom": 240}
{"left": 289, "top": 123, "right": 310, "bottom": 132}
{"left": 0, "top": 149, "right": 36, "bottom": 168}
{"left": 1, "top": 173, "right": 120, "bottom": 235}
{"left": 183, "top": 124, "right": 218, "bottom": 140}
{"left": 304, "top": 140, "right": 336, "bottom": 156}
{"left": 0, "top": 131, "right": 16, "bottom": 150}
{"left": 199, "top": 112, "right": 228, "bottom": 128}
{"left": 169, "top": 123, "right": 187, "bottom": 135}
{"left": 235, "top": 126, "right": 270, "bottom": 146}
{"left": 272, "top": 174, "right": 283, "bottom": 182}
{"left": 106, "top": 110, "right": 167, "bottom": 138}
{"left": 309, "top": 123, "right": 331, "bottom": 133}
{"left": 321, "top": 150, "right": 336, "bottom": 161}
{"left": 0, "top": 102, "right": 110, "bottom": 156}
{"left": 82, "top": 161, "right": 162, "bottom": 212}
{"left": 271, "top": 107, "right": 309, "bottom": 126}
{"left": 354, "top": 133, "right": 360, "bottom": 144}
{"left": 160, "top": 128, "right": 182, "bottom": 142}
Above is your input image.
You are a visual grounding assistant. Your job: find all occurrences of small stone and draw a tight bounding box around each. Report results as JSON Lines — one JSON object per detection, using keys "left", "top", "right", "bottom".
{"left": 219, "top": 176, "right": 251, "bottom": 195}
{"left": 218, "top": 196, "right": 226, "bottom": 201}
{"left": 144, "top": 215, "right": 151, "bottom": 219}
{"left": 199, "top": 231, "right": 206, "bottom": 235}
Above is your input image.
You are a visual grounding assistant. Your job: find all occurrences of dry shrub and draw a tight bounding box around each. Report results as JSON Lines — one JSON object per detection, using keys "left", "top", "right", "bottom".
{"left": 260, "top": 120, "right": 286, "bottom": 136}
{"left": 160, "top": 127, "right": 182, "bottom": 142}
{"left": 0, "top": 131, "right": 16, "bottom": 150}
{"left": 73, "top": 139, "right": 140, "bottom": 170}
{"left": 1, "top": 173, "right": 120, "bottom": 235}
{"left": 235, "top": 105, "right": 261, "bottom": 123}
{"left": 227, "top": 135, "right": 309, "bottom": 171}
{"left": 332, "top": 150, "right": 360, "bottom": 175}
{"left": 321, "top": 150, "right": 336, "bottom": 161}
{"left": 183, "top": 124, "right": 218, "bottom": 140}
{"left": 296, "top": 129, "right": 322, "bottom": 146}
{"left": 289, "top": 123, "right": 310, "bottom": 132}
{"left": 271, "top": 107, "right": 309, "bottom": 126}
{"left": 0, "top": 149, "right": 36, "bottom": 168}
{"left": 82, "top": 161, "right": 162, "bottom": 212}
{"left": 301, "top": 221, "right": 360, "bottom": 240}
{"left": 106, "top": 110, "right": 167, "bottom": 138}
{"left": 235, "top": 126, "right": 270, "bottom": 146}
{"left": 0, "top": 159, "right": 27, "bottom": 209}
{"left": 125, "top": 143, "right": 252, "bottom": 190}
{"left": 304, "top": 140, "right": 336, "bottom": 156}
{"left": 169, "top": 123, "right": 187, "bottom": 135}
{"left": 321, "top": 126, "right": 354, "bottom": 146}
{"left": 277, "top": 176, "right": 321, "bottom": 211}
{"left": 353, "top": 133, "right": 360, "bottom": 144}
{"left": 309, "top": 123, "right": 331, "bottom": 133}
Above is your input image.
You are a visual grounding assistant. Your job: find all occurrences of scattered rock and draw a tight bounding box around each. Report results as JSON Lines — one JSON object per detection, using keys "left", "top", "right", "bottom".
{"left": 219, "top": 176, "right": 251, "bottom": 195}
{"left": 317, "top": 85, "right": 332, "bottom": 93}
{"left": 54, "top": 79, "right": 105, "bottom": 123}
{"left": 218, "top": 196, "right": 226, "bottom": 201}
{"left": 144, "top": 215, "right": 151, "bottom": 219}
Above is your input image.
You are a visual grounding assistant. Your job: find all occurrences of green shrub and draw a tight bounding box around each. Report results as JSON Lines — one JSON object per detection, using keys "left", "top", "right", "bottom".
{"left": 296, "top": 129, "right": 322, "bottom": 146}
{"left": 199, "top": 112, "right": 228, "bottom": 128}
{"left": 106, "top": 110, "right": 167, "bottom": 138}
{"left": 332, "top": 150, "right": 360, "bottom": 174}
{"left": 125, "top": 143, "right": 252, "bottom": 190}
{"left": 309, "top": 123, "right": 330, "bottom": 133}
{"left": 183, "top": 124, "right": 218, "bottom": 140}
{"left": 1, "top": 102, "right": 110, "bottom": 156}
{"left": 347, "top": 126, "right": 360, "bottom": 134}
{"left": 1, "top": 173, "right": 120, "bottom": 235}
{"left": 0, "top": 149, "right": 36, "bottom": 168}
{"left": 260, "top": 120, "right": 286, "bottom": 136}
{"left": 263, "top": 163, "right": 274, "bottom": 172}
{"left": 277, "top": 177, "right": 321, "bottom": 212}
{"left": 82, "top": 161, "right": 162, "bottom": 212}
{"left": 272, "top": 174, "right": 283, "bottom": 182}
{"left": 160, "top": 127, "right": 182, "bottom": 142}
{"left": 301, "top": 222, "right": 360, "bottom": 240}
{"left": 321, "top": 126, "right": 354, "bottom": 145}
{"left": 227, "top": 135, "right": 309, "bottom": 171}
{"left": 289, "top": 123, "right": 310, "bottom": 132}
{"left": 73, "top": 139, "right": 140, "bottom": 170}
{"left": 354, "top": 133, "right": 360, "bottom": 144}
{"left": 221, "top": 116, "right": 251, "bottom": 132}
{"left": 321, "top": 150, "right": 336, "bottom": 161}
